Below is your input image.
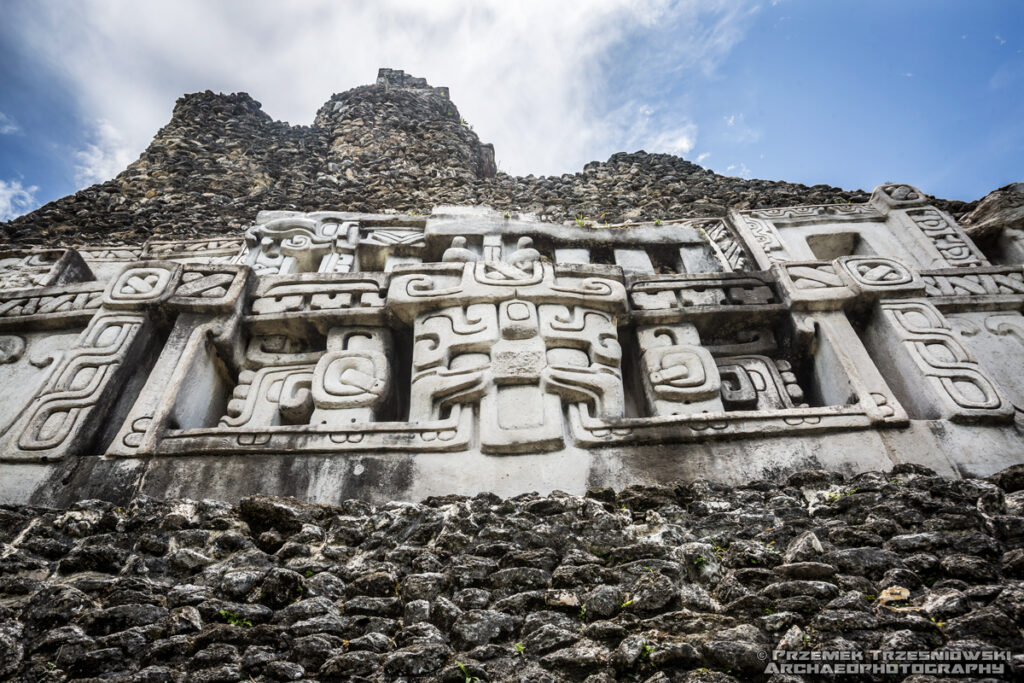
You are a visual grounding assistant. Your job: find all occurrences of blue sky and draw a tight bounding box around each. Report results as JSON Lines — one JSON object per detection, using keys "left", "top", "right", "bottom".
{"left": 0, "top": 0, "right": 1021, "bottom": 221}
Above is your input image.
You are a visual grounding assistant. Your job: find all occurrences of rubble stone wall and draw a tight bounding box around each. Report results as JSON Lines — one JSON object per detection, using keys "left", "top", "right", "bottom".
{"left": 2, "top": 465, "right": 1024, "bottom": 682}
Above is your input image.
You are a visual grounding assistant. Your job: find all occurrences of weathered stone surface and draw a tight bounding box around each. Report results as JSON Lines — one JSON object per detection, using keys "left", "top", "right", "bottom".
{"left": 0, "top": 469, "right": 1019, "bottom": 680}
{"left": 0, "top": 68, "right": 1023, "bottom": 682}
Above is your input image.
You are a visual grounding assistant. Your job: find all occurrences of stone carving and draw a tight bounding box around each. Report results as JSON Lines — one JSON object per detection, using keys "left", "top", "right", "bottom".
{"left": 637, "top": 325, "right": 722, "bottom": 415}
{"left": 240, "top": 215, "right": 359, "bottom": 274}
{"left": 906, "top": 209, "right": 984, "bottom": 267}
{"left": 704, "top": 222, "right": 749, "bottom": 271}
{"left": 143, "top": 237, "right": 244, "bottom": 260}
{"left": 922, "top": 267, "right": 1024, "bottom": 298}
{"left": 628, "top": 273, "right": 778, "bottom": 320}
{"left": 391, "top": 260, "right": 626, "bottom": 454}
{"left": 739, "top": 215, "right": 789, "bottom": 263}
{"left": 0, "top": 249, "right": 93, "bottom": 291}
{"left": 872, "top": 300, "right": 1011, "bottom": 421}
{"left": 77, "top": 246, "right": 143, "bottom": 261}
{"left": 774, "top": 261, "right": 855, "bottom": 310}
{"left": 0, "top": 286, "right": 104, "bottom": 321}
{"left": 1, "top": 312, "right": 148, "bottom": 460}
{"left": 311, "top": 328, "right": 391, "bottom": 426}
{"left": 837, "top": 256, "right": 924, "bottom": 298}
{"left": 717, "top": 356, "right": 807, "bottom": 411}
{"left": 747, "top": 205, "right": 880, "bottom": 221}
{"left": 4, "top": 186, "right": 1024, "bottom": 496}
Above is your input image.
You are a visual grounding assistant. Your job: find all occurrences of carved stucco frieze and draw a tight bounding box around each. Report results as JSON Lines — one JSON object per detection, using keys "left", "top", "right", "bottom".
{"left": 3, "top": 186, "right": 1024, "bottom": 481}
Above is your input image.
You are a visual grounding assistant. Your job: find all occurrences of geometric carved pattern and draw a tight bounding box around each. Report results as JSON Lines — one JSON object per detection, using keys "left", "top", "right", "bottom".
{"left": 878, "top": 300, "right": 1010, "bottom": 419}
{"left": 839, "top": 256, "right": 914, "bottom": 287}
{"left": 922, "top": 268, "right": 1024, "bottom": 297}
{"left": 3, "top": 313, "right": 146, "bottom": 459}
{"left": 5, "top": 188, "right": 1023, "bottom": 471}
{"left": 906, "top": 209, "right": 984, "bottom": 267}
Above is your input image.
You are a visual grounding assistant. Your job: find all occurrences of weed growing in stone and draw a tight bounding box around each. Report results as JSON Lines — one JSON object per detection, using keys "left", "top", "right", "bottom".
{"left": 219, "top": 609, "right": 252, "bottom": 628}
{"left": 456, "top": 661, "right": 480, "bottom": 682}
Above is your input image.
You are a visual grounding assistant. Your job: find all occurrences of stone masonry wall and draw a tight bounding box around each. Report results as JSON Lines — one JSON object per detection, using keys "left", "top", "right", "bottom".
{"left": 3, "top": 465, "right": 1024, "bottom": 682}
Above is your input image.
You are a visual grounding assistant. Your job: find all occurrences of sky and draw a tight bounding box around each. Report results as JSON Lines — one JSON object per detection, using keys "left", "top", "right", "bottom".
{"left": 0, "top": 0, "right": 1021, "bottom": 222}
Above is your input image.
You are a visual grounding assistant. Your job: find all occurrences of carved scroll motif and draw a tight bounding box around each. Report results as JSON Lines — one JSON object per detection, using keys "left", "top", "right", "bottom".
{"left": 638, "top": 325, "right": 722, "bottom": 416}
{"left": 879, "top": 301, "right": 1008, "bottom": 417}
{"left": 143, "top": 238, "right": 244, "bottom": 259}
{"left": 704, "top": 223, "right": 748, "bottom": 271}
{"left": 311, "top": 328, "right": 391, "bottom": 426}
{"left": 716, "top": 357, "right": 806, "bottom": 411}
{"left": 220, "top": 366, "right": 316, "bottom": 428}
{"left": 747, "top": 205, "right": 880, "bottom": 221}
{"left": 242, "top": 217, "right": 358, "bottom": 275}
{"left": 922, "top": 269, "right": 1024, "bottom": 297}
{"left": 742, "top": 216, "right": 789, "bottom": 263}
{"left": 907, "top": 209, "right": 983, "bottom": 267}
{"left": 10, "top": 313, "right": 146, "bottom": 457}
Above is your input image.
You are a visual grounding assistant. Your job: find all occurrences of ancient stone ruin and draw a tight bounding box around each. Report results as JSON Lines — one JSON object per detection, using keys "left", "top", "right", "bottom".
{"left": 2, "top": 177, "right": 1023, "bottom": 506}
{"left": 1, "top": 70, "right": 1023, "bottom": 682}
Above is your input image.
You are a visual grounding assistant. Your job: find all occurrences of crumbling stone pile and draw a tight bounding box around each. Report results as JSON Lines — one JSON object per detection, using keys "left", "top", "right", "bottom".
{"left": 2, "top": 464, "right": 1024, "bottom": 682}
{"left": 0, "top": 70, "right": 976, "bottom": 248}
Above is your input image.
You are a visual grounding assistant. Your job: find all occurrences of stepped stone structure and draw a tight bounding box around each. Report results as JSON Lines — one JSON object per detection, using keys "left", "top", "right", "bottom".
{"left": 2, "top": 70, "right": 1024, "bottom": 683}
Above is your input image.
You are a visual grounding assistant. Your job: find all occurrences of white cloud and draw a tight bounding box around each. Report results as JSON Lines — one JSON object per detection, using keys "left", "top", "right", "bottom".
{"left": 0, "top": 179, "right": 38, "bottom": 221}
{"left": 74, "top": 119, "right": 137, "bottom": 185}
{"left": 724, "top": 162, "right": 751, "bottom": 177}
{"left": 696, "top": 152, "right": 711, "bottom": 163}
{"left": 4, "top": 0, "right": 758, "bottom": 181}
{"left": 0, "top": 112, "right": 20, "bottom": 135}
{"left": 722, "top": 112, "right": 760, "bottom": 144}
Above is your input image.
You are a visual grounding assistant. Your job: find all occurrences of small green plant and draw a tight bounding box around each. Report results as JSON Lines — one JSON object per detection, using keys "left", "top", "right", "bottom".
{"left": 304, "top": 570, "right": 314, "bottom": 577}
{"left": 643, "top": 565, "right": 653, "bottom": 573}
{"left": 46, "top": 661, "right": 56, "bottom": 670}
{"left": 764, "top": 606, "right": 775, "bottom": 615}
{"left": 502, "top": 211, "right": 511, "bottom": 219}
{"left": 640, "top": 643, "right": 655, "bottom": 660}
{"left": 515, "top": 642, "right": 526, "bottom": 655}
{"left": 930, "top": 616, "right": 946, "bottom": 627}
{"left": 218, "top": 609, "right": 252, "bottom": 628}
{"left": 456, "top": 661, "right": 480, "bottom": 682}
{"left": 693, "top": 555, "right": 707, "bottom": 568}
{"left": 620, "top": 598, "right": 633, "bottom": 609}
{"left": 575, "top": 213, "right": 587, "bottom": 228}
{"left": 862, "top": 592, "right": 876, "bottom": 602}
{"left": 654, "top": 219, "right": 663, "bottom": 226}
{"left": 825, "top": 487, "right": 859, "bottom": 505}
{"left": 578, "top": 603, "right": 587, "bottom": 620}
